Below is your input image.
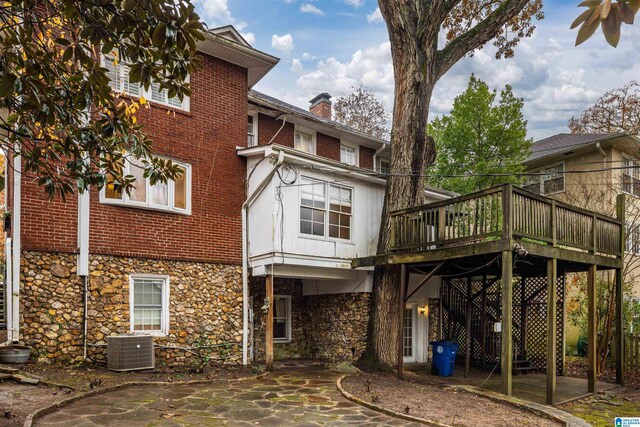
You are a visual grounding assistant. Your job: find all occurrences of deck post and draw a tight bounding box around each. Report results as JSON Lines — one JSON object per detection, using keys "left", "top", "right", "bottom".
{"left": 398, "top": 264, "right": 408, "bottom": 379}
{"left": 546, "top": 258, "right": 557, "bottom": 405}
{"left": 465, "top": 276, "right": 472, "bottom": 378}
{"left": 587, "top": 264, "right": 597, "bottom": 393}
{"left": 501, "top": 250, "right": 513, "bottom": 396}
{"left": 616, "top": 194, "right": 625, "bottom": 385}
{"left": 265, "top": 274, "right": 274, "bottom": 372}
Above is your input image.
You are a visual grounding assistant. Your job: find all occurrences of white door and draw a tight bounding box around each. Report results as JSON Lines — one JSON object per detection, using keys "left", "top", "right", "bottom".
{"left": 403, "top": 305, "right": 418, "bottom": 363}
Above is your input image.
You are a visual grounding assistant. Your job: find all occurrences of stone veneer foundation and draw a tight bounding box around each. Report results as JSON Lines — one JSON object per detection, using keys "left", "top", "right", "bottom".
{"left": 20, "top": 251, "right": 243, "bottom": 364}
{"left": 251, "top": 277, "right": 370, "bottom": 363}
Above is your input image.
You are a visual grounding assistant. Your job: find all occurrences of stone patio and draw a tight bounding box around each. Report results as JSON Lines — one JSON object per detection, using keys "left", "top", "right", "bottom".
{"left": 35, "top": 361, "right": 421, "bottom": 426}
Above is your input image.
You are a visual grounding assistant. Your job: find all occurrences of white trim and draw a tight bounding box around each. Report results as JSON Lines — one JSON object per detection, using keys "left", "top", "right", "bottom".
{"left": 294, "top": 125, "right": 316, "bottom": 155}
{"left": 402, "top": 304, "right": 418, "bottom": 363}
{"left": 248, "top": 112, "right": 259, "bottom": 147}
{"left": 340, "top": 141, "right": 359, "bottom": 167}
{"left": 273, "top": 294, "right": 292, "bottom": 343}
{"left": 10, "top": 152, "right": 21, "bottom": 342}
{"left": 128, "top": 274, "right": 170, "bottom": 337}
{"left": 622, "top": 153, "right": 640, "bottom": 198}
{"left": 99, "top": 158, "right": 192, "bottom": 215}
{"left": 100, "top": 53, "right": 190, "bottom": 112}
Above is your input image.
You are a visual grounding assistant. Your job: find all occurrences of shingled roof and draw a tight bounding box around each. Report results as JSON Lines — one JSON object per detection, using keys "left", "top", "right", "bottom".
{"left": 526, "top": 133, "right": 621, "bottom": 163}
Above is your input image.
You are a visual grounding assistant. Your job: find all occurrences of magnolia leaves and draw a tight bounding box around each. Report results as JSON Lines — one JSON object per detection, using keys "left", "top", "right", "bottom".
{"left": 572, "top": 0, "right": 640, "bottom": 47}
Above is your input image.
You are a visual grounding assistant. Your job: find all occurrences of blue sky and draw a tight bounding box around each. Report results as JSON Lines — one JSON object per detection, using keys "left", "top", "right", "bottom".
{"left": 193, "top": 0, "right": 640, "bottom": 140}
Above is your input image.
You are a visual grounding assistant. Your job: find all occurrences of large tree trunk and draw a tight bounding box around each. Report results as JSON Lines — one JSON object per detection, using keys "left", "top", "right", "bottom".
{"left": 370, "top": 7, "right": 438, "bottom": 367}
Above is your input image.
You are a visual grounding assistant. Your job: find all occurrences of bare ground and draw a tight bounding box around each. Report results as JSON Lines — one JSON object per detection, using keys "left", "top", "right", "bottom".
{"left": 342, "top": 372, "right": 561, "bottom": 427}
{"left": 0, "top": 361, "right": 255, "bottom": 427}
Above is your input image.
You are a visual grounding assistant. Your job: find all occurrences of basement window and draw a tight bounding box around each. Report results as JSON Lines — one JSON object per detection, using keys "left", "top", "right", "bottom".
{"left": 130, "top": 275, "right": 170, "bottom": 336}
{"left": 101, "top": 156, "right": 191, "bottom": 214}
{"left": 273, "top": 295, "right": 291, "bottom": 343}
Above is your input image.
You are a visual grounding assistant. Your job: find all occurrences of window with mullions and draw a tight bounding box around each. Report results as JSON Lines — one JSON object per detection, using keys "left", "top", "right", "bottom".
{"left": 300, "top": 177, "right": 353, "bottom": 240}
{"left": 626, "top": 222, "right": 640, "bottom": 255}
{"left": 273, "top": 295, "right": 291, "bottom": 342}
{"left": 622, "top": 155, "right": 640, "bottom": 197}
{"left": 329, "top": 185, "right": 352, "bottom": 240}
{"left": 542, "top": 163, "right": 565, "bottom": 194}
{"left": 130, "top": 275, "right": 169, "bottom": 335}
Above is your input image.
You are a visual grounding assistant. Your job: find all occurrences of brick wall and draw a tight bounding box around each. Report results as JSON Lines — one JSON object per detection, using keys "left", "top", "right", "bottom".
{"left": 359, "top": 146, "right": 375, "bottom": 170}
{"left": 257, "top": 113, "right": 294, "bottom": 147}
{"left": 16, "top": 54, "right": 248, "bottom": 265}
{"left": 316, "top": 133, "right": 340, "bottom": 162}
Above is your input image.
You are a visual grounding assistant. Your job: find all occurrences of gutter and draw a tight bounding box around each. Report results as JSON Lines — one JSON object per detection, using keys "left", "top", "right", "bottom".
{"left": 372, "top": 145, "right": 387, "bottom": 173}
{"left": 241, "top": 148, "right": 285, "bottom": 365}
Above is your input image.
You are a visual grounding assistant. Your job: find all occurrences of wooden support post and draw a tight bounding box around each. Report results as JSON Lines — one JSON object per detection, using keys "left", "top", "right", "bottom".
{"left": 546, "top": 258, "right": 557, "bottom": 405}
{"left": 616, "top": 268, "right": 624, "bottom": 384}
{"left": 398, "top": 264, "right": 408, "bottom": 379}
{"left": 501, "top": 250, "right": 513, "bottom": 396}
{"left": 587, "top": 264, "right": 597, "bottom": 393}
{"left": 616, "top": 194, "right": 625, "bottom": 385}
{"left": 465, "top": 277, "right": 472, "bottom": 378}
{"left": 265, "top": 274, "right": 274, "bottom": 372}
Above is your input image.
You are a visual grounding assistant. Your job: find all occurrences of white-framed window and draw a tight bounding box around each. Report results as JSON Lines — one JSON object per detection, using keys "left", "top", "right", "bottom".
{"left": 626, "top": 222, "right": 640, "bottom": 254}
{"left": 340, "top": 143, "right": 358, "bottom": 166}
{"left": 521, "top": 162, "right": 565, "bottom": 195}
{"left": 300, "top": 176, "right": 353, "bottom": 240}
{"left": 294, "top": 127, "right": 316, "bottom": 154}
{"left": 379, "top": 159, "right": 390, "bottom": 175}
{"left": 129, "top": 275, "right": 170, "bottom": 336}
{"left": 101, "top": 156, "right": 192, "bottom": 215}
{"left": 622, "top": 154, "right": 640, "bottom": 197}
{"left": 248, "top": 113, "right": 258, "bottom": 147}
{"left": 273, "top": 295, "right": 291, "bottom": 343}
{"left": 102, "top": 52, "right": 190, "bottom": 111}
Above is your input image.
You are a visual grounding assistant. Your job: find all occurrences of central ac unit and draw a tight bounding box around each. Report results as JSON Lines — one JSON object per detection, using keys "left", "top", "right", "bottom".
{"left": 107, "top": 335, "right": 155, "bottom": 371}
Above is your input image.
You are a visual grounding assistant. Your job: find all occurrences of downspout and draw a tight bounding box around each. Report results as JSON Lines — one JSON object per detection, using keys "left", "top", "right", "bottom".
{"left": 11, "top": 152, "right": 21, "bottom": 343}
{"left": 372, "top": 145, "right": 387, "bottom": 173}
{"left": 77, "top": 187, "right": 90, "bottom": 359}
{"left": 242, "top": 148, "right": 284, "bottom": 365}
{"left": 3, "top": 237, "right": 11, "bottom": 345}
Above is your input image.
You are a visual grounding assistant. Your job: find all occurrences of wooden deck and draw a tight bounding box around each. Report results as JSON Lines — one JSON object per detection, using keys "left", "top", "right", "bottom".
{"left": 354, "top": 184, "right": 624, "bottom": 270}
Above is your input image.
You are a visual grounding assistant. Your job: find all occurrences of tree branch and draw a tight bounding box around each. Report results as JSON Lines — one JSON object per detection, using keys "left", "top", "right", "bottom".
{"left": 436, "top": 0, "right": 531, "bottom": 79}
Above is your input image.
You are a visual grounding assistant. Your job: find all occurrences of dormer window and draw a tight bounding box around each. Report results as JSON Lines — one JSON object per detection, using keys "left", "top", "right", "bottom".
{"left": 295, "top": 127, "right": 316, "bottom": 154}
{"left": 340, "top": 143, "right": 358, "bottom": 166}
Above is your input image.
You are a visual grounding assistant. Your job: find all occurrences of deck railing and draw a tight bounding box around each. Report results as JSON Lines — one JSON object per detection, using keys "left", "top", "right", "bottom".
{"left": 389, "top": 184, "right": 623, "bottom": 257}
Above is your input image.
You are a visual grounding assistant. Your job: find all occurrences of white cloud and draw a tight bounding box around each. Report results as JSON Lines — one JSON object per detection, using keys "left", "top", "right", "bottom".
{"left": 367, "top": 7, "right": 383, "bottom": 23}
{"left": 271, "top": 33, "right": 294, "bottom": 54}
{"left": 241, "top": 32, "right": 256, "bottom": 45}
{"left": 300, "top": 3, "right": 324, "bottom": 16}
{"left": 195, "top": 0, "right": 247, "bottom": 30}
{"left": 291, "top": 58, "right": 303, "bottom": 74}
{"left": 345, "top": 0, "right": 363, "bottom": 6}
{"left": 282, "top": 0, "right": 296, "bottom": 3}
{"left": 302, "top": 52, "right": 316, "bottom": 61}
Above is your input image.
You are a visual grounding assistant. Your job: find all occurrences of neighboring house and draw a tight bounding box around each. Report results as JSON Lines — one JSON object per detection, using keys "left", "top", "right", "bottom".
{"left": 522, "top": 132, "right": 640, "bottom": 348}
{"left": 1, "top": 25, "right": 453, "bottom": 365}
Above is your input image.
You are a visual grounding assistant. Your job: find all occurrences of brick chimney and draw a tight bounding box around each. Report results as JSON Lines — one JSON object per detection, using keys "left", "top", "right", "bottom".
{"left": 309, "top": 93, "right": 332, "bottom": 120}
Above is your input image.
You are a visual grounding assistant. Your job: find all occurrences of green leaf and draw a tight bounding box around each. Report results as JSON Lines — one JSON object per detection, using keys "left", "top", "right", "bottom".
{"left": 602, "top": 8, "right": 622, "bottom": 47}
{"left": 152, "top": 23, "right": 167, "bottom": 47}
{"left": 620, "top": 1, "right": 636, "bottom": 24}
{"left": 576, "top": 18, "right": 601, "bottom": 46}
{"left": 101, "top": 41, "right": 115, "bottom": 54}
{"left": 62, "top": 46, "right": 74, "bottom": 62}
{"left": 0, "top": 75, "right": 17, "bottom": 97}
{"left": 630, "top": 0, "right": 640, "bottom": 13}
{"left": 578, "top": 0, "right": 603, "bottom": 7}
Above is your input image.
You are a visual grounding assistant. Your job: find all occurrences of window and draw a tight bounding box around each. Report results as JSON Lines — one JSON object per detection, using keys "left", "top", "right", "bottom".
{"left": 521, "top": 162, "right": 565, "bottom": 195}
{"left": 623, "top": 155, "right": 640, "bottom": 197}
{"left": 340, "top": 143, "right": 357, "bottom": 166}
{"left": 379, "top": 159, "right": 390, "bottom": 175}
{"left": 300, "top": 177, "right": 326, "bottom": 236}
{"left": 543, "top": 163, "right": 565, "bottom": 194}
{"left": 101, "top": 156, "right": 191, "bottom": 214}
{"left": 294, "top": 128, "right": 315, "bottom": 154}
{"left": 130, "top": 275, "right": 169, "bottom": 335}
{"left": 626, "top": 222, "right": 640, "bottom": 254}
{"left": 102, "top": 52, "right": 189, "bottom": 111}
{"left": 329, "top": 185, "right": 352, "bottom": 240}
{"left": 273, "top": 295, "right": 291, "bottom": 342}
{"left": 247, "top": 114, "right": 258, "bottom": 147}
{"left": 300, "top": 177, "right": 353, "bottom": 240}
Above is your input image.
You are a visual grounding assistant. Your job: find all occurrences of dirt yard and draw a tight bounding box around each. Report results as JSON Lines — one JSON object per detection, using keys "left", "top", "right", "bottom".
{"left": 342, "top": 372, "right": 561, "bottom": 426}
{"left": 0, "top": 361, "right": 255, "bottom": 427}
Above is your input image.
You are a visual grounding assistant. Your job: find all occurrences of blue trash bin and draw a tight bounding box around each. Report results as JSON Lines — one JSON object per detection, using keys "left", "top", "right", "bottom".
{"left": 431, "top": 340, "right": 459, "bottom": 377}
